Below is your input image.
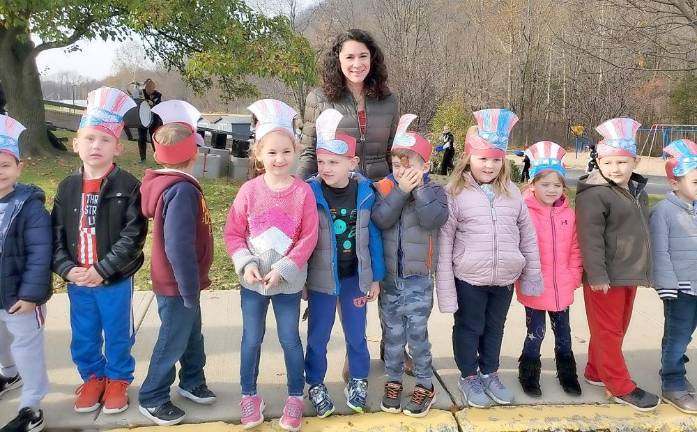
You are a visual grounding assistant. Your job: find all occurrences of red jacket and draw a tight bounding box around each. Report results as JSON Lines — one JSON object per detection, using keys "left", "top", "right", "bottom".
{"left": 516, "top": 190, "right": 583, "bottom": 312}
{"left": 140, "top": 169, "right": 213, "bottom": 305}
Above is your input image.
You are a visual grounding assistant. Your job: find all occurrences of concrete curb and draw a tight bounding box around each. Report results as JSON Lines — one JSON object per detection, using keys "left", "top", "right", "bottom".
{"left": 111, "top": 410, "right": 460, "bottom": 432}
{"left": 456, "top": 403, "right": 697, "bottom": 432}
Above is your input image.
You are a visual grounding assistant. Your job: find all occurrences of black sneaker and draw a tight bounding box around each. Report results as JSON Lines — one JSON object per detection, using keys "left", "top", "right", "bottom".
{"left": 613, "top": 387, "right": 660, "bottom": 412}
{"left": 177, "top": 384, "right": 217, "bottom": 405}
{"left": 1, "top": 407, "right": 44, "bottom": 432}
{"left": 380, "top": 381, "right": 403, "bottom": 413}
{"left": 403, "top": 384, "right": 436, "bottom": 418}
{"left": 138, "top": 401, "right": 186, "bottom": 426}
{"left": 0, "top": 374, "right": 22, "bottom": 398}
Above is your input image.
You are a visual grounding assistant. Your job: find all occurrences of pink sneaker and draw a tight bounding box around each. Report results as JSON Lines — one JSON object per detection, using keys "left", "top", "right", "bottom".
{"left": 279, "top": 396, "right": 304, "bottom": 431}
{"left": 240, "top": 395, "right": 265, "bottom": 429}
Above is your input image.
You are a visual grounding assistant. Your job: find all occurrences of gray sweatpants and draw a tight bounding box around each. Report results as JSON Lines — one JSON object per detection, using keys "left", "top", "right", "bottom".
{"left": 379, "top": 276, "right": 433, "bottom": 388}
{"left": 0, "top": 306, "right": 49, "bottom": 410}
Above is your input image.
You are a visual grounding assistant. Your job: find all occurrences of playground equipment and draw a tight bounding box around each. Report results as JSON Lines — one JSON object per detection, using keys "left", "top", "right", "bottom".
{"left": 638, "top": 124, "right": 697, "bottom": 157}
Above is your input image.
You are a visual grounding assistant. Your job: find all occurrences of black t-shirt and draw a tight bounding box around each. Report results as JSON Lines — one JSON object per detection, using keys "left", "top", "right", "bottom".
{"left": 322, "top": 179, "right": 358, "bottom": 278}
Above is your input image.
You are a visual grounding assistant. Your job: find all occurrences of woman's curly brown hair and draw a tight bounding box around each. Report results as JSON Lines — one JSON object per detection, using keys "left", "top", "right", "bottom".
{"left": 321, "top": 29, "right": 391, "bottom": 102}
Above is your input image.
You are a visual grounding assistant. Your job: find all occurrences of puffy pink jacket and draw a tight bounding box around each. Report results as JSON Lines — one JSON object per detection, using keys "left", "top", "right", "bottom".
{"left": 436, "top": 174, "right": 542, "bottom": 313}
{"left": 515, "top": 191, "right": 583, "bottom": 311}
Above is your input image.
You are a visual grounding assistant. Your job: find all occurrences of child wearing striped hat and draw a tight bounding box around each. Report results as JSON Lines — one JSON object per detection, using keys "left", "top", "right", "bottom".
{"left": 575, "top": 117, "right": 659, "bottom": 412}
{"left": 515, "top": 141, "right": 583, "bottom": 398}
{"left": 224, "top": 99, "right": 319, "bottom": 431}
{"left": 649, "top": 138, "right": 697, "bottom": 414}
{"left": 0, "top": 115, "right": 52, "bottom": 432}
{"left": 52, "top": 87, "right": 148, "bottom": 416}
{"left": 436, "top": 108, "right": 542, "bottom": 408}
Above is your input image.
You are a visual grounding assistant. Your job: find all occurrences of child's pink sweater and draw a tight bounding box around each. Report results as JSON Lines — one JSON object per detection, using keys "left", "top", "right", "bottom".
{"left": 224, "top": 175, "right": 319, "bottom": 295}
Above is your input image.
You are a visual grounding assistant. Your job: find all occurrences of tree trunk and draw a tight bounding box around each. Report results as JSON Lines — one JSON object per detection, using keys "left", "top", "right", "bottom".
{"left": 0, "top": 26, "right": 55, "bottom": 156}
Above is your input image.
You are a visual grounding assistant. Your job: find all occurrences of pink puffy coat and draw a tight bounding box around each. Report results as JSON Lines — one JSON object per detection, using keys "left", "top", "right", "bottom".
{"left": 436, "top": 173, "right": 542, "bottom": 313}
{"left": 515, "top": 191, "right": 583, "bottom": 312}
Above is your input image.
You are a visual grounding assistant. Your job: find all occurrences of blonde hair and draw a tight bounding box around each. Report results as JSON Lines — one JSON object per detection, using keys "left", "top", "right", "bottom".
{"left": 522, "top": 170, "right": 569, "bottom": 195}
{"left": 153, "top": 123, "right": 195, "bottom": 169}
{"left": 447, "top": 153, "right": 512, "bottom": 197}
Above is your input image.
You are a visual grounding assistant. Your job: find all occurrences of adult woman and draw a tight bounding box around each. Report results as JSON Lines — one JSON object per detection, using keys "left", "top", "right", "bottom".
{"left": 297, "top": 29, "right": 399, "bottom": 180}
{"left": 138, "top": 78, "right": 163, "bottom": 162}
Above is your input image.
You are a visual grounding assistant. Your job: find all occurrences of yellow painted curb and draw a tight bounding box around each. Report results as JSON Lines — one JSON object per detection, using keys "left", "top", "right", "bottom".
{"left": 112, "top": 409, "right": 459, "bottom": 432}
{"left": 456, "top": 403, "right": 697, "bottom": 432}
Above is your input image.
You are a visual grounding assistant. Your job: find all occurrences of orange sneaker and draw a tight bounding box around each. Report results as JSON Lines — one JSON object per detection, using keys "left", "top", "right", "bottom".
{"left": 75, "top": 375, "right": 106, "bottom": 413}
{"left": 102, "top": 379, "right": 130, "bottom": 414}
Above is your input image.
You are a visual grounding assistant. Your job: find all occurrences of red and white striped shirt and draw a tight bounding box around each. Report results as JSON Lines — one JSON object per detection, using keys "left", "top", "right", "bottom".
{"left": 77, "top": 178, "right": 102, "bottom": 267}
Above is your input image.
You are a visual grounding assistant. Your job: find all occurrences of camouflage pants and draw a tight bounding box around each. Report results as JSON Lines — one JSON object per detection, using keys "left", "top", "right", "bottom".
{"left": 379, "top": 276, "right": 434, "bottom": 387}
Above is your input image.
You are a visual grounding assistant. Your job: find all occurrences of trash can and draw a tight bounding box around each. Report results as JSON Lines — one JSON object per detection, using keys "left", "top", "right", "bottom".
{"left": 230, "top": 156, "right": 250, "bottom": 180}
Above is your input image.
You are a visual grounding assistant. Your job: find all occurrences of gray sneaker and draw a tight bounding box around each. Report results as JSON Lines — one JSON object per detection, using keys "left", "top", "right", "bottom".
{"left": 662, "top": 390, "right": 697, "bottom": 414}
{"left": 479, "top": 372, "right": 514, "bottom": 405}
{"left": 458, "top": 375, "right": 494, "bottom": 408}
{"left": 613, "top": 387, "right": 660, "bottom": 412}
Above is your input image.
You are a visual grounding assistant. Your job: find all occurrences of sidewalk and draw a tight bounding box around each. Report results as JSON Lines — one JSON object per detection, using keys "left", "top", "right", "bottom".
{"left": 1, "top": 288, "right": 696, "bottom": 431}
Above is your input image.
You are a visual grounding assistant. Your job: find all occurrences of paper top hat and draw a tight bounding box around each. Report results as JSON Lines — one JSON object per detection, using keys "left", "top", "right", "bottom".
{"left": 595, "top": 117, "right": 641, "bottom": 158}
{"left": 0, "top": 114, "right": 25, "bottom": 160}
{"left": 391, "top": 114, "right": 432, "bottom": 162}
{"left": 315, "top": 109, "right": 356, "bottom": 157}
{"left": 151, "top": 100, "right": 202, "bottom": 165}
{"left": 79, "top": 87, "right": 136, "bottom": 138}
{"left": 664, "top": 138, "right": 697, "bottom": 179}
{"left": 465, "top": 108, "right": 518, "bottom": 157}
{"left": 152, "top": 100, "right": 201, "bottom": 130}
{"left": 248, "top": 99, "right": 297, "bottom": 142}
{"left": 525, "top": 141, "right": 567, "bottom": 179}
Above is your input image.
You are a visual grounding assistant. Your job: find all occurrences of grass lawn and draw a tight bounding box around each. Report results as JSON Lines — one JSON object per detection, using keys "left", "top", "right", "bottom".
{"left": 29, "top": 130, "right": 240, "bottom": 293}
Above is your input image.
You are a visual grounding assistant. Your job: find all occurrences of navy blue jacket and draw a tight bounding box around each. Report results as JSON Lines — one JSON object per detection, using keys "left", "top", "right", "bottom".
{"left": 0, "top": 184, "right": 52, "bottom": 310}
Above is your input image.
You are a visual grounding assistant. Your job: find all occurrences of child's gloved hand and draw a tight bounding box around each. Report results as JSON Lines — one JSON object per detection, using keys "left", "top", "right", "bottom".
{"left": 367, "top": 281, "right": 380, "bottom": 302}
{"left": 590, "top": 283, "right": 610, "bottom": 294}
{"left": 9, "top": 300, "right": 36, "bottom": 314}
{"left": 243, "top": 264, "right": 263, "bottom": 286}
{"left": 263, "top": 269, "right": 282, "bottom": 289}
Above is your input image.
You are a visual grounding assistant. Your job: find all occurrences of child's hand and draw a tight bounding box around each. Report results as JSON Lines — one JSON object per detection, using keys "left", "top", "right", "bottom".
{"left": 397, "top": 168, "right": 421, "bottom": 194}
{"left": 367, "top": 281, "right": 380, "bottom": 302}
{"left": 590, "top": 283, "right": 610, "bottom": 294}
{"left": 9, "top": 300, "right": 36, "bottom": 314}
{"left": 66, "top": 267, "right": 87, "bottom": 284}
{"left": 263, "top": 269, "right": 282, "bottom": 289}
{"left": 83, "top": 267, "right": 104, "bottom": 287}
{"left": 243, "top": 264, "right": 263, "bottom": 286}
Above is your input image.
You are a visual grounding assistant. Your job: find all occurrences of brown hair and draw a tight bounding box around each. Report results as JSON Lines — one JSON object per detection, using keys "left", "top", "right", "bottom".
{"left": 447, "top": 153, "right": 512, "bottom": 197}
{"left": 321, "top": 29, "right": 390, "bottom": 102}
{"left": 390, "top": 148, "right": 426, "bottom": 164}
{"left": 153, "top": 123, "right": 195, "bottom": 169}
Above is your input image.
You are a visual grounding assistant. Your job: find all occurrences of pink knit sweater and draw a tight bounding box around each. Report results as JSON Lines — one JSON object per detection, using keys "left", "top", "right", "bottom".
{"left": 223, "top": 175, "right": 319, "bottom": 295}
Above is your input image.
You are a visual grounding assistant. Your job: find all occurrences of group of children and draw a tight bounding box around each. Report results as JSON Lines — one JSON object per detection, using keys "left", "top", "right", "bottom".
{"left": 1, "top": 85, "right": 697, "bottom": 432}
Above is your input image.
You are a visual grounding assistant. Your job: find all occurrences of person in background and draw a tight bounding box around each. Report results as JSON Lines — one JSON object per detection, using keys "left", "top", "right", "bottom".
{"left": 138, "top": 79, "right": 163, "bottom": 163}
{"left": 439, "top": 126, "right": 455, "bottom": 175}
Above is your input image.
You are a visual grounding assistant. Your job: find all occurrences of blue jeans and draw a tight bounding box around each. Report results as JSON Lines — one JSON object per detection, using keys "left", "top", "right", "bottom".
{"left": 305, "top": 275, "right": 370, "bottom": 385}
{"left": 453, "top": 279, "right": 513, "bottom": 377}
{"left": 139, "top": 295, "right": 207, "bottom": 407}
{"left": 68, "top": 277, "right": 135, "bottom": 382}
{"left": 661, "top": 293, "right": 697, "bottom": 391}
{"left": 522, "top": 307, "right": 572, "bottom": 358}
{"left": 240, "top": 288, "right": 304, "bottom": 397}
